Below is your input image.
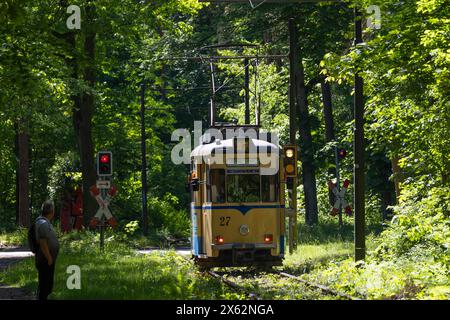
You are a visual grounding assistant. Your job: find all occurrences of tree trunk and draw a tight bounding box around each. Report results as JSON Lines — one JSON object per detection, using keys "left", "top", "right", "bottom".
{"left": 62, "top": 9, "right": 97, "bottom": 226}
{"left": 16, "top": 121, "right": 30, "bottom": 227}
{"left": 295, "top": 58, "right": 318, "bottom": 225}
{"left": 379, "top": 156, "right": 396, "bottom": 220}
{"left": 381, "top": 190, "right": 393, "bottom": 221}
{"left": 321, "top": 81, "right": 336, "bottom": 206}
{"left": 79, "top": 7, "right": 97, "bottom": 225}
{"left": 391, "top": 156, "right": 401, "bottom": 200}
{"left": 14, "top": 123, "right": 19, "bottom": 224}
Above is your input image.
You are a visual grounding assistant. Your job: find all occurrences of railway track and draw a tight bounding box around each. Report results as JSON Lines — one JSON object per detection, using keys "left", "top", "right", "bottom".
{"left": 205, "top": 268, "right": 362, "bottom": 300}
{"left": 168, "top": 251, "right": 361, "bottom": 300}
{"left": 274, "top": 271, "right": 361, "bottom": 300}
{"left": 207, "top": 270, "right": 263, "bottom": 300}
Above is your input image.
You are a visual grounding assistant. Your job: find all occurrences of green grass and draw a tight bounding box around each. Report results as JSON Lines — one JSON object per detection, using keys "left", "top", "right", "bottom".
{"left": 286, "top": 216, "right": 450, "bottom": 300}
{"left": 5, "top": 215, "right": 440, "bottom": 300}
{"left": 0, "top": 233, "right": 234, "bottom": 300}
{"left": 283, "top": 242, "right": 354, "bottom": 274}
{"left": 282, "top": 218, "right": 379, "bottom": 273}
{"left": 0, "top": 228, "right": 28, "bottom": 247}
{"left": 303, "top": 253, "right": 450, "bottom": 300}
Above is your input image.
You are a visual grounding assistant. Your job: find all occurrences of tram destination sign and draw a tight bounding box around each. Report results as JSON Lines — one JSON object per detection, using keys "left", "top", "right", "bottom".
{"left": 227, "top": 169, "right": 260, "bottom": 174}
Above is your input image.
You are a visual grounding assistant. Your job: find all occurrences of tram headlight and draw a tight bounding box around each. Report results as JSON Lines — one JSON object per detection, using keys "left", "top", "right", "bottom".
{"left": 239, "top": 225, "right": 250, "bottom": 236}
{"left": 215, "top": 235, "right": 224, "bottom": 244}
{"left": 264, "top": 234, "right": 273, "bottom": 243}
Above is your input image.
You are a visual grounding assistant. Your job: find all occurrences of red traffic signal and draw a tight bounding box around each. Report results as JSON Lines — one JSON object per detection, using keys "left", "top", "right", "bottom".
{"left": 338, "top": 148, "right": 347, "bottom": 159}
{"left": 100, "top": 154, "right": 110, "bottom": 163}
{"left": 97, "top": 151, "right": 112, "bottom": 176}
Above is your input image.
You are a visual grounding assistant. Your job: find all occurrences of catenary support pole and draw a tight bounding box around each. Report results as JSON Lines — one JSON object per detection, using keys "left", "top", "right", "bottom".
{"left": 354, "top": 9, "right": 365, "bottom": 261}
{"left": 288, "top": 19, "right": 298, "bottom": 252}
{"left": 244, "top": 58, "right": 250, "bottom": 124}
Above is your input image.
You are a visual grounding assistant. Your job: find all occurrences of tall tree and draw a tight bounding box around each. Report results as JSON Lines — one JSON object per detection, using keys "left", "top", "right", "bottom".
{"left": 321, "top": 81, "right": 336, "bottom": 206}
{"left": 79, "top": 0, "right": 97, "bottom": 223}
{"left": 15, "top": 120, "right": 30, "bottom": 227}
{"left": 295, "top": 53, "right": 318, "bottom": 225}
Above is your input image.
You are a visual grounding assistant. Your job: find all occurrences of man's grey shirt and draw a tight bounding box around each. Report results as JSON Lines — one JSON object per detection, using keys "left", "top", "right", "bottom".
{"left": 35, "top": 216, "right": 60, "bottom": 261}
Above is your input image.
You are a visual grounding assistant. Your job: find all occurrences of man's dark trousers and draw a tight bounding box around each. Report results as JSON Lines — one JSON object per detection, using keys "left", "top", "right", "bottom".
{"left": 36, "top": 260, "right": 55, "bottom": 300}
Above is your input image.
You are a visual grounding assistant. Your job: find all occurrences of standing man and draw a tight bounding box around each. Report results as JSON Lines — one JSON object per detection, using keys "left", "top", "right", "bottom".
{"left": 35, "top": 200, "right": 60, "bottom": 300}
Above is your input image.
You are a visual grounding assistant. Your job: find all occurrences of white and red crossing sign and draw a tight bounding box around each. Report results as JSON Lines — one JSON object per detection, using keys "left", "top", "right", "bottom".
{"left": 328, "top": 179, "right": 352, "bottom": 217}
{"left": 89, "top": 184, "right": 118, "bottom": 229}
{"left": 96, "top": 180, "right": 111, "bottom": 189}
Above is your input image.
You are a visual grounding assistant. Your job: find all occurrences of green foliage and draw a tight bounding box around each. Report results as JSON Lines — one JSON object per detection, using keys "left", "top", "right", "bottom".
{"left": 47, "top": 151, "right": 82, "bottom": 201}
{"left": 322, "top": 0, "right": 450, "bottom": 188}
{"left": 150, "top": 194, "right": 190, "bottom": 240}
{"left": 306, "top": 184, "right": 450, "bottom": 299}
{"left": 1, "top": 0, "right": 449, "bottom": 301}
{"left": 0, "top": 228, "right": 28, "bottom": 247}
{"left": 374, "top": 185, "right": 449, "bottom": 264}
{"left": 123, "top": 220, "right": 140, "bottom": 236}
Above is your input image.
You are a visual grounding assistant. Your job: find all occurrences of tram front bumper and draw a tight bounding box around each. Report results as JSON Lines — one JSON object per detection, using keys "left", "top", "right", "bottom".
{"left": 211, "top": 243, "right": 276, "bottom": 250}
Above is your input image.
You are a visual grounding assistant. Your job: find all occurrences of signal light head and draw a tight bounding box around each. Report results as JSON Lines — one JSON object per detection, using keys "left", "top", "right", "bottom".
{"left": 283, "top": 145, "right": 297, "bottom": 178}
{"left": 338, "top": 148, "right": 347, "bottom": 159}
{"left": 100, "top": 154, "right": 110, "bottom": 163}
{"left": 285, "top": 148, "right": 294, "bottom": 158}
{"left": 264, "top": 234, "right": 273, "bottom": 243}
{"left": 285, "top": 164, "right": 295, "bottom": 174}
{"left": 97, "top": 151, "right": 112, "bottom": 176}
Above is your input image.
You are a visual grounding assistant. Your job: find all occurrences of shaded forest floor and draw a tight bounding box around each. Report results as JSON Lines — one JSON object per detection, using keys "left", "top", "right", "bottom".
{"left": 0, "top": 248, "right": 35, "bottom": 299}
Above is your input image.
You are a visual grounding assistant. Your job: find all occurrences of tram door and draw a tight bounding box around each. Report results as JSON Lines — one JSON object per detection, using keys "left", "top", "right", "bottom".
{"left": 191, "top": 162, "right": 205, "bottom": 256}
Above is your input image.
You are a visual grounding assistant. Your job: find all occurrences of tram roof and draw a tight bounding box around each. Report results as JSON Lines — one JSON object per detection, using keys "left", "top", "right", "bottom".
{"left": 190, "top": 138, "right": 279, "bottom": 158}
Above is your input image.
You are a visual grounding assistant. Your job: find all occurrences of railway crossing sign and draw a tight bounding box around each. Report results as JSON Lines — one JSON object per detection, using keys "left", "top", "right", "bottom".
{"left": 96, "top": 180, "right": 111, "bottom": 189}
{"left": 328, "top": 179, "right": 352, "bottom": 217}
{"left": 89, "top": 184, "right": 118, "bottom": 229}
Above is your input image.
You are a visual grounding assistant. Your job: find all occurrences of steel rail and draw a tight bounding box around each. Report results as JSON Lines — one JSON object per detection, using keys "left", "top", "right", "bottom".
{"left": 207, "top": 270, "right": 262, "bottom": 300}
{"left": 275, "top": 271, "right": 363, "bottom": 300}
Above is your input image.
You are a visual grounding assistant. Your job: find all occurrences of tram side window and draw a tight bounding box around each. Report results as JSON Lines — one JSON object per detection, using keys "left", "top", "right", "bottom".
{"left": 261, "top": 174, "right": 279, "bottom": 202}
{"left": 209, "top": 169, "right": 225, "bottom": 203}
{"left": 227, "top": 174, "right": 260, "bottom": 203}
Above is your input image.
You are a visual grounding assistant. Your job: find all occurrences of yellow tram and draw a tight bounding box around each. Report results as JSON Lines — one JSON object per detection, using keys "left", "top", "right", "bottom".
{"left": 189, "top": 132, "right": 297, "bottom": 268}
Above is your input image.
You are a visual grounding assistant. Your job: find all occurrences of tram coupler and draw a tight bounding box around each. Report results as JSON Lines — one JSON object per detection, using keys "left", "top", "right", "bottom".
{"left": 232, "top": 245, "right": 256, "bottom": 265}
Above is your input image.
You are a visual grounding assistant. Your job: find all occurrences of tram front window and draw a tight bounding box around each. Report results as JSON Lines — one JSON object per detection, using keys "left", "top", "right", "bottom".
{"left": 262, "top": 174, "right": 279, "bottom": 202}
{"left": 227, "top": 174, "right": 260, "bottom": 203}
{"left": 209, "top": 169, "right": 225, "bottom": 203}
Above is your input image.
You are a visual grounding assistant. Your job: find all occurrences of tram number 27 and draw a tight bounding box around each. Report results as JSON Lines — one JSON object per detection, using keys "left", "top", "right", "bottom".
{"left": 219, "top": 216, "right": 231, "bottom": 226}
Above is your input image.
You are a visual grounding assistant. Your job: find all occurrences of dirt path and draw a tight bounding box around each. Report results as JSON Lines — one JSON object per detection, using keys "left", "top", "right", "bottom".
{"left": 0, "top": 247, "right": 35, "bottom": 300}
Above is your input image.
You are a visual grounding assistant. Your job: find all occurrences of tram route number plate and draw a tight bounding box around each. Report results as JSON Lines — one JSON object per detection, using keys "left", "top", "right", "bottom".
{"left": 96, "top": 180, "right": 111, "bottom": 189}
{"left": 220, "top": 216, "right": 231, "bottom": 226}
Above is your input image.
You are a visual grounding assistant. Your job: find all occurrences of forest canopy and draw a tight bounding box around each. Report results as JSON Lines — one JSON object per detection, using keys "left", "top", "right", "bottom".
{"left": 0, "top": 0, "right": 449, "bottom": 299}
